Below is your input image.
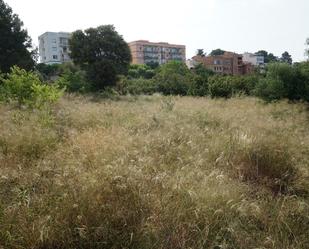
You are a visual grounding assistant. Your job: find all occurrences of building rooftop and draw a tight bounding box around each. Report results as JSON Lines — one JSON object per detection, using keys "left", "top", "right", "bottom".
{"left": 38, "top": 31, "right": 71, "bottom": 39}
{"left": 129, "top": 40, "right": 185, "bottom": 48}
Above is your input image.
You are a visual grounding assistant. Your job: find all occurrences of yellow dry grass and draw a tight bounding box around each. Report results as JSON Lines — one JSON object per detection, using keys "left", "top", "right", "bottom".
{"left": 0, "top": 95, "right": 308, "bottom": 249}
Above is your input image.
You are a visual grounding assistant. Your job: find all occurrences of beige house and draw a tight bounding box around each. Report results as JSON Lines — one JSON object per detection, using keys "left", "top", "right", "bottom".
{"left": 128, "top": 40, "right": 186, "bottom": 65}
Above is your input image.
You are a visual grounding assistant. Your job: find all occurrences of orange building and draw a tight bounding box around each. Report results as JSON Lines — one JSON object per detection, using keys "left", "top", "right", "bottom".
{"left": 128, "top": 40, "right": 186, "bottom": 65}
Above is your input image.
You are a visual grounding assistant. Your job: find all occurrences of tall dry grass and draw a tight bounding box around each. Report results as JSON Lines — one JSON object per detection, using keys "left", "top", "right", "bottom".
{"left": 0, "top": 95, "right": 308, "bottom": 249}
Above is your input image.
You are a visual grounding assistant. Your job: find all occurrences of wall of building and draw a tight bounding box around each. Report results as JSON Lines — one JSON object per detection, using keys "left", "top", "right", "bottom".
{"left": 39, "top": 32, "right": 71, "bottom": 64}
{"left": 243, "top": 52, "right": 264, "bottom": 66}
{"left": 193, "top": 52, "right": 253, "bottom": 76}
{"left": 129, "top": 40, "right": 186, "bottom": 65}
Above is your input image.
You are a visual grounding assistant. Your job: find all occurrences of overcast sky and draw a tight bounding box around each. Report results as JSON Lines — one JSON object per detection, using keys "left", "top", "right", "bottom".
{"left": 4, "top": 0, "right": 309, "bottom": 62}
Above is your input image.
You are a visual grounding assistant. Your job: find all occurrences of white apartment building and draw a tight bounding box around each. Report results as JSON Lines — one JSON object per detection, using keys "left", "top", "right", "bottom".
{"left": 38, "top": 32, "right": 71, "bottom": 64}
{"left": 242, "top": 52, "right": 264, "bottom": 67}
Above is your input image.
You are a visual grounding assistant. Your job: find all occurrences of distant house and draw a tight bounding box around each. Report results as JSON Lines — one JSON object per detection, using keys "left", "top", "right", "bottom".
{"left": 38, "top": 32, "right": 72, "bottom": 64}
{"left": 192, "top": 51, "right": 254, "bottom": 75}
{"left": 186, "top": 59, "right": 197, "bottom": 69}
{"left": 242, "top": 52, "right": 265, "bottom": 67}
{"left": 128, "top": 40, "right": 186, "bottom": 65}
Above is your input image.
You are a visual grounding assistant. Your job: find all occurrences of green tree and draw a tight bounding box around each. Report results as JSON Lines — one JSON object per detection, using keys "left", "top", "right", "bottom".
{"left": 294, "top": 61, "right": 309, "bottom": 101}
{"left": 35, "top": 63, "right": 61, "bottom": 81}
{"left": 146, "top": 61, "right": 160, "bottom": 69}
{"left": 69, "top": 25, "right": 131, "bottom": 90}
{"left": 255, "top": 50, "right": 268, "bottom": 61}
{"left": 267, "top": 53, "right": 279, "bottom": 63}
{"left": 189, "top": 64, "right": 214, "bottom": 96}
{"left": 255, "top": 50, "right": 279, "bottom": 63}
{"left": 280, "top": 51, "right": 292, "bottom": 64}
{"left": 55, "top": 63, "right": 90, "bottom": 93}
{"left": 255, "top": 63, "right": 309, "bottom": 102}
{"left": 128, "top": 64, "right": 155, "bottom": 79}
{"left": 0, "top": 0, "right": 35, "bottom": 73}
{"left": 154, "top": 61, "right": 193, "bottom": 95}
{"left": 210, "top": 49, "right": 225, "bottom": 56}
{"left": 196, "top": 49, "right": 206, "bottom": 57}
{"left": 208, "top": 75, "right": 233, "bottom": 98}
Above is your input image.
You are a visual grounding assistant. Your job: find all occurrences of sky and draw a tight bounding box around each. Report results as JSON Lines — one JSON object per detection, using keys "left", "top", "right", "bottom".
{"left": 4, "top": 0, "right": 309, "bottom": 62}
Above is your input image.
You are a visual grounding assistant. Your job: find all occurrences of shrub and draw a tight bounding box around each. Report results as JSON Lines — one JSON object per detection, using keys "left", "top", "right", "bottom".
{"left": 118, "top": 77, "right": 157, "bottom": 95}
{"left": 36, "top": 63, "right": 61, "bottom": 81}
{"left": 255, "top": 63, "right": 309, "bottom": 102}
{"left": 128, "top": 64, "right": 155, "bottom": 79}
{"left": 294, "top": 62, "right": 309, "bottom": 102}
{"left": 56, "top": 66, "right": 90, "bottom": 93}
{"left": 0, "top": 66, "right": 63, "bottom": 108}
{"left": 254, "top": 77, "right": 285, "bottom": 101}
{"left": 230, "top": 75, "right": 258, "bottom": 95}
{"left": 189, "top": 64, "right": 214, "bottom": 96}
{"left": 97, "top": 87, "right": 121, "bottom": 100}
{"left": 154, "top": 61, "right": 194, "bottom": 95}
{"left": 208, "top": 75, "right": 233, "bottom": 98}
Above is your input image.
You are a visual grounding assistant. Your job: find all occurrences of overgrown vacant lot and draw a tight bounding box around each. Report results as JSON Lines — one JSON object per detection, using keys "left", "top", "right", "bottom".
{"left": 0, "top": 95, "right": 309, "bottom": 249}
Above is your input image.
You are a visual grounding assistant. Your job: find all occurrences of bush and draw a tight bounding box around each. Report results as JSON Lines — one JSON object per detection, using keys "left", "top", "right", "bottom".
{"left": 55, "top": 64, "right": 90, "bottom": 93}
{"left": 230, "top": 75, "right": 258, "bottom": 95}
{"left": 154, "top": 61, "right": 194, "bottom": 95}
{"left": 118, "top": 77, "right": 157, "bottom": 95}
{"left": 294, "top": 62, "right": 309, "bottom": 102}
{"left": 189, "top": 64, "right": 214, "bottom": 96}
{"left": 128, "top": 64, "right": 155, "bottom": 79}
{"left": 208, "top": 75, "right": 233, "bottom": 98}
{"left": 36, "top": 63, "right": 61, "bottom": 81}
{"left": 0, "top": 66, "right": 63, "bottom": 108}
{"left": 97, "top": 87, "right": 121, "bottom": 100}
{"left": 255, "top": 63, "right": 309, "bottom": 102}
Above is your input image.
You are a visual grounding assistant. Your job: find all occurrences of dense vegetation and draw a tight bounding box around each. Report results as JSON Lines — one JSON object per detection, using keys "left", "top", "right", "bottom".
{"left": 0, "top": 66, "right": 63, "bottom": 108}
{"left": 36, "top": 60, "right": 309, "bottom": 103}
{"left": 0, "top": 95, "right": 308, "bottom": 249}
{"left": 0, "top": 0, "right": 36, "bottom": 73}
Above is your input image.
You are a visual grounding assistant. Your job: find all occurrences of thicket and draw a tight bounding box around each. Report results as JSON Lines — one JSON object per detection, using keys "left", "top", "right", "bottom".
{"left": 119, "top": 61, "right": 309, "bottom": 102}
{"left": 255, "top": 62, "right": 309, "bottom": 102}
{"left": 0, "top": 66, "right": 63, "bottom": 108}
{"left": 33, "top": 60, "right": 309, "bottom": 103}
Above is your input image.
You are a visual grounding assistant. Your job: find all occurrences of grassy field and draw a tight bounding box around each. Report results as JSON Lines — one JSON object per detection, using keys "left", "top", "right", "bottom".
{"left": 0, "top": 95, "right": 308, "bottom": 249}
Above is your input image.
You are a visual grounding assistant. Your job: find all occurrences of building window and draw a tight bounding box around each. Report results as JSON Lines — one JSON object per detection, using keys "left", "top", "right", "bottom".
{"left": 53, "top": 55, "right": 58, "bottom": 60}
{"left": 59, "top": 38, "right": 68, "bottom": 45}
{"left": 52, "top": 47, "right": 57, "bottom": 52}
{"left": 52, "top": 39, "right": 56, "bottom": 43}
